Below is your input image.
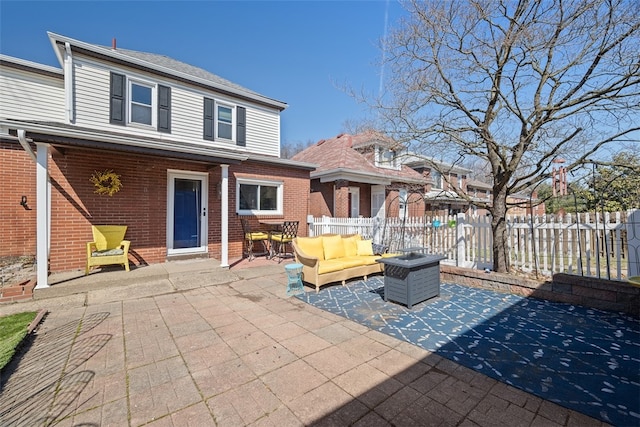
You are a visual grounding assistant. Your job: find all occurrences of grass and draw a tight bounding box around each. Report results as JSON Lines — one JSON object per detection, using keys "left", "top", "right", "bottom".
{"left": 0, "top": 311, "right": 38, "bottom": 370}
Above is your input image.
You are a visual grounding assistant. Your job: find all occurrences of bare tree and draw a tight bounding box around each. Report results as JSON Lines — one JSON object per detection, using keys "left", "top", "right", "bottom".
{"left": 281, "top": 140, "right": 315, "bottom": 159}
{"left": 374, "top": 0, "right": 640, "bottom": 272}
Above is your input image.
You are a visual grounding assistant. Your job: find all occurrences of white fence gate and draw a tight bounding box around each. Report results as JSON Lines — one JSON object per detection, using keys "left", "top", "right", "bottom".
{"left": 307, "top": 209, "right": 640, "bottom": 281}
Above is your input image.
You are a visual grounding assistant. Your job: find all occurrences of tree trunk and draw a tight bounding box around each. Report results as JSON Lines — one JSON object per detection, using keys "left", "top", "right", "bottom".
{"left": 491, "top": 189, "right": 509, "bottom": 273}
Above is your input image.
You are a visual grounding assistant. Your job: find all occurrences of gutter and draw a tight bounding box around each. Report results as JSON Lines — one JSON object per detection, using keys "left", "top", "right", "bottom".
{"left": 64, "top": 42, "right": 74, "bottom": 123}
{"left": 2, "top": 120, "right": 249, "bottom": 163}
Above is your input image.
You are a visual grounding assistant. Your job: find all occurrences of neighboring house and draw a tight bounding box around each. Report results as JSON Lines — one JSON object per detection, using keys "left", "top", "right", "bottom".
{"left": 0, "top": 32, "right": 314, "bottom": 287}
{"left": 291, "top": 132, "right": 426, "bottom": 220}
{"left": 467, "top": 179, "right": 493, "bottom": 216}
{"left": 507, "top": 191, "right": 546, "bottom": 217}
{"left": 402, "top": 155, "right": 472, "bottom": 216}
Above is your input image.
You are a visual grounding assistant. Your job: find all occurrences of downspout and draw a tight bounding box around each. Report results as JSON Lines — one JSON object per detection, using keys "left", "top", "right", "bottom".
{"left": 17, "top": 129, "right": 37, "bottom": 162}
{"left": 64, "top": 42, "right": 74, "bottom": 123}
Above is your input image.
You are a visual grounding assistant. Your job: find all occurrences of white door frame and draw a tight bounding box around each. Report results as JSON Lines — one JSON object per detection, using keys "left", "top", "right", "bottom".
{"left": 167, "top": 170, "right": 209, "bottom": 255}
{"left": 349, "top": 186, "right": 360, "bottom": 218}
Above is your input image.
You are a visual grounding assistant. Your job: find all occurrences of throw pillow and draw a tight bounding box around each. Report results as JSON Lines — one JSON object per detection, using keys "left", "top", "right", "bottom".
{"left": 296, "top": 236, "right": 325, "bottom": 260}
{"left": 356, "top": 239, "right": 374, "bottom": 256}
{"left": 342, "top": 235, "right": 359, "bottom": 257}
{"left": 371, "top": 243, "right": 387, "bottom": 255}
{"left": 323, "top": 234, "right": 345, "bottom": 260}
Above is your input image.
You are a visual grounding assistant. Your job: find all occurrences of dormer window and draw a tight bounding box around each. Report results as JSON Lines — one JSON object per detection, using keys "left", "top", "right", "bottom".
{"left": 375, "top": 145, "right": 399, "bottom": 170}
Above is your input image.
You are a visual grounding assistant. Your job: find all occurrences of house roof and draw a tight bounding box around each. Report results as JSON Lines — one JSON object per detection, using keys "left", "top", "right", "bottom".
{"left": 47, "top": 32, "right": 288, "bottom": 111}
{"left": 292, "top": 132, "right": 425, "bottom": 185}
{"left": 402, "top": 153, "right": 472, "bottom": 175}
{"left": 467, "top": 179, "right": 492, "bottom": 190}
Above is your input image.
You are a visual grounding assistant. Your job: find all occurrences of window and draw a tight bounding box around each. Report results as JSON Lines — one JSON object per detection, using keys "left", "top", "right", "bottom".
{"left": 431, "top": 170, "right": 442, "bottom": 189}
{"left": 110, "top": 72, "right": 171, "bottom": 132}
{"left": 375, "top": 145, "right": 398, "bottom": 169}
{"left": 217, "top": 104, "right": 233, "bottom": 140}
{"left": 129, "top": 81, "right": 154, "bottom": 125}
{"left": 398, "top": 188, "right": 407, "bottom": 218}
{"left": 237, "top": 179, "right": 282, "bottom": 215}
{"left": 203, "top": 99, "right": 246, "bottom": 146}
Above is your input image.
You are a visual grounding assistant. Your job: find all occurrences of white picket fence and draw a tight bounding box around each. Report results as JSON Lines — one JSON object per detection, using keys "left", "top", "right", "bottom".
{"left": 307, "top": 210, "right": 640, "bottom": 281}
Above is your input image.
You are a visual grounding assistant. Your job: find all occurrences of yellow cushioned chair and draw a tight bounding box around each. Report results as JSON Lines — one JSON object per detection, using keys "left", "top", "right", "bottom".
{"left": 86, "top": 225, "right": 130, "bottom": 275}
{"left": 240, "top": 218, "right": 269, "bottom": 261}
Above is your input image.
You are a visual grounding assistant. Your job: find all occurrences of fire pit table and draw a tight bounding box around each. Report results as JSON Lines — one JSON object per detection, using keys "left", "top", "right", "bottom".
{"left": 376, "top": 248, "right": 446, "bottom": 309}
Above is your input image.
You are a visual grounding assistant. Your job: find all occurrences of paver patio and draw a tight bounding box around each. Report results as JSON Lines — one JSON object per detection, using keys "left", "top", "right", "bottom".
{"left": 0, "top": 259, "right": 619, "bottom": 426}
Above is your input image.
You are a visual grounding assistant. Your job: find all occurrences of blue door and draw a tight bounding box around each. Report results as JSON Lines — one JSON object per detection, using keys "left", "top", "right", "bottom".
{"left": 173, "top": 178, "right": 201, "bottom": 249}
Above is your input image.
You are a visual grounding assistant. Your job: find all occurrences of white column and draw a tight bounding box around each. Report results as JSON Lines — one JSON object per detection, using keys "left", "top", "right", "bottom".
{"left": 220, "top": 164, "right": 229, "bottom": 268}
{"left": 35, "top": 143, "right": 50, "bottom": 289}
{"left": 627, "top": 209, "right": 640, "bottom": 277}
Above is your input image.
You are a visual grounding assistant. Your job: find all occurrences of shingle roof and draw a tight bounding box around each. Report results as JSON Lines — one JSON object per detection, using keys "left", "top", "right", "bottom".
{"left": 47, "top": 32, "right": 287, "bottom": 110}
{"left": 292, "top": 133, "right": 425, "bottom": 183}
{"left": 103, "top": 47, "right": 265, "bottom": 99}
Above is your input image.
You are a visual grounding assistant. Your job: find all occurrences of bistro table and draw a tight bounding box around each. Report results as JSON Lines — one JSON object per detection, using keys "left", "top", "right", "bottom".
{"left": 258, "top": 220, "right": 285, "bottom": 259}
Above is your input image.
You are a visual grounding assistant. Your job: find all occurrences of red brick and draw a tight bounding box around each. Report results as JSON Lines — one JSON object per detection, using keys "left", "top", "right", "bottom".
{"left": 2, "top": 143, "right": 310, "bottom": 273}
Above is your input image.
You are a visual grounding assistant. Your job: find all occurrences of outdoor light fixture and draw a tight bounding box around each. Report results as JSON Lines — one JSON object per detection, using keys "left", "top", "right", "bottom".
{"left": 20, "top": 195, "right": 29, "bottom": 209}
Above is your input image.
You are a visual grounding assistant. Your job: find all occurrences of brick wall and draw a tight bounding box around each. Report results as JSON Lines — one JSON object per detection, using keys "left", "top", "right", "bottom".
{"left": 0, "top": 142, "right": 37, "bottom": 257}
{"left": 309, "top": 180, "right": 333, "bottom": 217}
{"left": 2, "top": 143, "right": 310, "bottom": 273}
{"left": 441, "top": 265, "right": 640, "bottom": 317}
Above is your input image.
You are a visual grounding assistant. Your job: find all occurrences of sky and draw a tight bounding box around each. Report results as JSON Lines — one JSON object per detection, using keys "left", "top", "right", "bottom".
{"left": 0, "top": 0, "right": 407, "bottom": 147}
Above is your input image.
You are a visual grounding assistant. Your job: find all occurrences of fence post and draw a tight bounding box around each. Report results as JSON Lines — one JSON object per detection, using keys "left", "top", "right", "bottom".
{"left": 627, "top": 209, "right": 640, "bottom": 277}
{"left": 456, "top": 213, "right": 465, "bottom": 266}
{"left": 307, "top": 215, "right": 315, "bottom": 237}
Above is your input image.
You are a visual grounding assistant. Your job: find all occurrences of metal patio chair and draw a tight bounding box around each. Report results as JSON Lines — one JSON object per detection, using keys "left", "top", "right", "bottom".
{"left": 269, "top": 220, "right": 299, "bottom": 263}
{"left": 240, "top": 218, "right": 269, "bottom": 261}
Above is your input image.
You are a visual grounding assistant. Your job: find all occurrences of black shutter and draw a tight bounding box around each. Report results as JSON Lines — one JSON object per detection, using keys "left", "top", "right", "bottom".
{"left": 203, "top": 98, "right": 214, "bottom": 141}
{"left": 110, "top": 72, "right": 125, "bottom": 125}
{"left": 236, "top": 106, "right": 246, "bottom": 147}
{"left": 158, "top": 85, "right": 171, "bottom": 133}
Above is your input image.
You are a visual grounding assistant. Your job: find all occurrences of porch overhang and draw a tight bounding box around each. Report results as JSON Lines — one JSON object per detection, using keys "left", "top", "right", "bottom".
{"left": 1, "top": 119, "right": 248, "bottom": 165}
{"left": 313, "top": 168, "right": 426, "bottom": 186}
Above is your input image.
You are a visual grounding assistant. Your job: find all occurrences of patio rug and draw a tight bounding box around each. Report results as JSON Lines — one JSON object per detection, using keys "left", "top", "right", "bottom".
{"left": 296, "top": 276, "right": 640, "bottom": 426}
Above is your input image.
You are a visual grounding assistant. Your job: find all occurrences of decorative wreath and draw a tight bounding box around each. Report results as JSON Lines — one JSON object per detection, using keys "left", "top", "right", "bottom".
{"left": 90, "top": 170, "right": 122, "bottom": 196}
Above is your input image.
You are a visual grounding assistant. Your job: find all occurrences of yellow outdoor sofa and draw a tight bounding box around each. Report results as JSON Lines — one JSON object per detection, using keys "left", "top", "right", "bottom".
{"left": 291, "top": 234, "right": 387, "bottom": 292}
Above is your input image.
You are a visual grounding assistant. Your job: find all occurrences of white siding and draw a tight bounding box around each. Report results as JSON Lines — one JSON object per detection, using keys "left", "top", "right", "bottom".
{"left": 0, "top": 66, "right": 65, "bottom": 122}
{"left": 72, "top": 55, "right": 281, "bottom": 157}
{"left": 245, "top": 106, "right": 281, "bottom": 156}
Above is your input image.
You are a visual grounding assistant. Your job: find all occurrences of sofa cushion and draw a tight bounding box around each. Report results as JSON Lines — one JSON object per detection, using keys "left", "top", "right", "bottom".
{"left": 317, "top": 259, "right": 349, "bottom": 274}
{"left": 356, "top": 239, "right": 374, "bottom": 256}
{"left": 343, "top": 255, "right": 379, "bottom": 266}
{"left": 342, "top": 235, "right": 360, "bottom": 257}
{"left": 92, "top": 248, "right": 124, "bottom": 257}
{"left": 372, "top": 243, "right": 387, "bottom": 255}
{"left": 296, "top": 236, "right": 325, "bottom": 260}
{"left": 323, "top": 234, "right": 345, "bottom": 260}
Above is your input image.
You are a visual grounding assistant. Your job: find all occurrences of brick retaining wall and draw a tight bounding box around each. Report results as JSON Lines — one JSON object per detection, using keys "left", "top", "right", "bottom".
{"left": 0, "top": 278, "right": 36, "bottom": 303}
{"left": 441, "top": 265, "right": 639, "bottom": 317}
